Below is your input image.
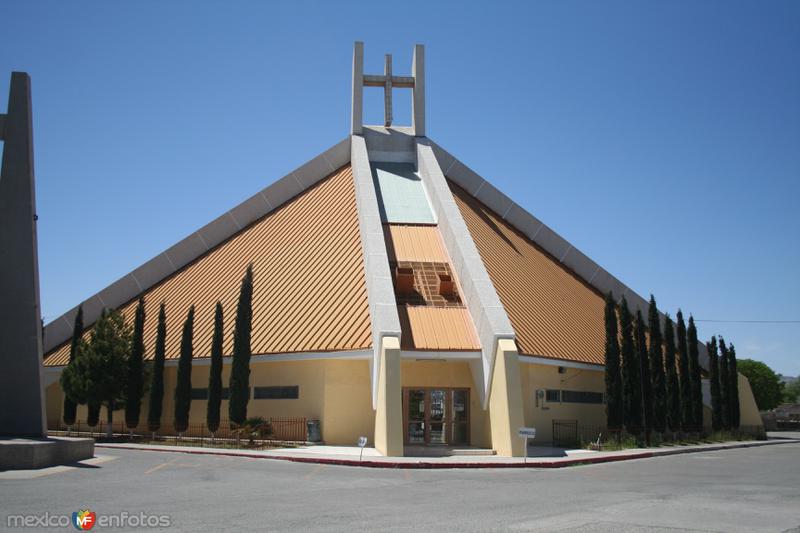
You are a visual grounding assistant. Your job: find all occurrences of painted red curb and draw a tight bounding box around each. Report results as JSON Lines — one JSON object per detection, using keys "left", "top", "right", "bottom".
{"left": 94, "top": 438, "right": 798, "bottom": 469}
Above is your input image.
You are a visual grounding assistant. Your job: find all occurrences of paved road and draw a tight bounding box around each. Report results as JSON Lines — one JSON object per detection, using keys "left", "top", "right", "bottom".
{"left": 1, "top": 443, "right": 798, "bottom": 532}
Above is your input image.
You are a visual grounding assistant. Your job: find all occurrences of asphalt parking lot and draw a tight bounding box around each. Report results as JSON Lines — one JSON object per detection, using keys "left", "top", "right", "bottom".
{"left": 1, "top": 442, "right": 798, "bottom": 532}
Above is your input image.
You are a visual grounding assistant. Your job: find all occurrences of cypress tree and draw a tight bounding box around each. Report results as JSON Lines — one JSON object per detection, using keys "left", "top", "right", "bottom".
{"left": 687, "top": 316, "right": 703, "bottom": 430}
{"left": 620, "top": 297, "right": 642, "bottom": 434}
{"left": 676, "top": 311, "right": 692, "bottom": 431}
{"left": 207, "top": 302, "right": 224, "bottom": 435}
{"left": 125, "top": 297, "right": 146, "bottom": 430}
{"left": 63, "top": 305, "right": 83, "bottom": 427}
{"left": 635, "top": 310, "right": 653, "bottom": 441}
{"left": 719, "top": 337, "right": 731, "bottom": 429}
{"left": 663, "top": 315, "right": 681, "bottom": 432}
{"left": 648, "top": 296, "right": 667, "bottom": 433}
{"left": 708, "top": 337, "right": 722, "bottom": 431}
{"left": 147, "top": 303, "right": 167, "bottom": 433}
{"left": 729, "top": 344, "right": 740, "bottom": 429}
{"left": 229, "top": 265, "right": 254, "bottom": 427}
{"left": 87, "top": 402, "right": 101, "bottom": 428}
{"left": 174, "top": 305, "right": 195, "bottom": 434}
{"left": 604, "top": 292, "right": 623, "bottom": 432}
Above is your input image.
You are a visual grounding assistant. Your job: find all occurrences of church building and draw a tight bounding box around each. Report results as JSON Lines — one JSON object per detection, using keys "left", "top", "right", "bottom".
{"left": 41, "top": 43, "right": 762, "bottom": 456}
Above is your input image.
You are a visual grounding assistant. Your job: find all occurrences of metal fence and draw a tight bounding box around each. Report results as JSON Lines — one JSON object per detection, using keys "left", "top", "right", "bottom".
{"left": 552, "top": 419, "right": 767, "bottom": 448}
{"left": 552, "top": 419, "right": 581, "bottom": 448}
{"left": 49, "top": 417, "right": 309, "bottom": 448}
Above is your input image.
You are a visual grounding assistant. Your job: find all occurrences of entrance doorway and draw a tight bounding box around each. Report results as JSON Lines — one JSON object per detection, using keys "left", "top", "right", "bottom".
{"left": 402, "top": 388, "right": 469, "bottom": 446}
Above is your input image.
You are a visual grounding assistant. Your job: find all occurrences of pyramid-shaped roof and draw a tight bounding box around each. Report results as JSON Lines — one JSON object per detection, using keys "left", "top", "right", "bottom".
{"left": 43, "top": 43, "right": 707, "bottom": 408}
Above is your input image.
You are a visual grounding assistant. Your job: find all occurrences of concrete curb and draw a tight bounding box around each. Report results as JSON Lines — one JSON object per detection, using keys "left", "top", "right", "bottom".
{"left": 95, "top": 438, "right": 800, "bottom": 470}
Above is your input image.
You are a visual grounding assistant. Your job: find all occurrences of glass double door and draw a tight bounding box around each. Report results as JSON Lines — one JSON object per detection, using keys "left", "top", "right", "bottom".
{"left": 403, "top": 388, "right": 469, "bottom": 446}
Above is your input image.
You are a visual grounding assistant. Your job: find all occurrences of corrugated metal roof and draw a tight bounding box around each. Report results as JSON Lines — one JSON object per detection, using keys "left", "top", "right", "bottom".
{"left": 450, "top": 181, "right": 605, "bottom": 365}
{"left": 384, "top": 224, "right": 448, "bottom": 263}
{"left": 45, "top": 165, "right": 371, "bottom": 366}
{"left": 398, "top": 305, "right": 481, "bottom": 352}
{"left": 383, "top": 223, "right": 480, "bottom": 352}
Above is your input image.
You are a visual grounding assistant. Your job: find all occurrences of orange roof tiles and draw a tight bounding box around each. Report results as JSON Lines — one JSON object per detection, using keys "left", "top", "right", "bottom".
{"left": 398, "top": 306, "right": 481, "bottom": 352}
{"left": 450, "top": 181, "right": 606, "bottom": 365}
{"left": 45, "top": 165, "right": 371, "bottom": 366}
{"left": 383, "top": 223, "right": 480, "bottom": 352}
{"left": 384, "top": 224, "right": 448, "bottom": 263}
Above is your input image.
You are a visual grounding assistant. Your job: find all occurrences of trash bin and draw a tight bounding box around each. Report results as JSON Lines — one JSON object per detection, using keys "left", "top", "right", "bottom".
{"left": 306, "top": 419, "right": 321, "bottom": 442}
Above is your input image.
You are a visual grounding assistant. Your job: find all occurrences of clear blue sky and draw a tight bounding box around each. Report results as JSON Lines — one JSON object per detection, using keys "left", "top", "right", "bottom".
{"left": 2, "top": 1, "right": 798, "bottom": 375}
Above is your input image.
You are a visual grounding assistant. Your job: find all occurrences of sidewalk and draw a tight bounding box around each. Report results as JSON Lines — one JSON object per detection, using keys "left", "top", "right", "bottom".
{"left": 95, "top": 436, "right": 800, "bottom": 469}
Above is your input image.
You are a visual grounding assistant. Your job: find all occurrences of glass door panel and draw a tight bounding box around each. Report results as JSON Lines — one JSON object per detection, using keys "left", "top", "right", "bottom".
{"left": 429, "top": 390, "right": 447, "bottom": 444}
{"left": 451, "top": 389, "right": 469, "bottom": 445}
{"left": 407, "top": 389, "right": 425, "bottom": 444}
{"left": 403, "top": 387, "right": 469, "bottom": 446}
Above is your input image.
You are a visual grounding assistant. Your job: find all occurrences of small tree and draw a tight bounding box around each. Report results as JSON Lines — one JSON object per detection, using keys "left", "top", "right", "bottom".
{"left": 62, "top": 305, "right": 83, "bottom": 429}
{"left": 125, "top": 297, "right": 146, "bottom": 433}
{"left": 147, "top": 303, "right": 167, "bottom": 435}
{"left": 738, "top": 358, "right": 784, "bottom": 410}
{"left": 174, "top": 305, "right": 195, "bottom": 435}
{"left": 708, "top": 337, "right": 722, "bottom": 431}
{"left": 648, "top": 296, "right": 667, "bottom": 434}
{"left": 728, "top": 344, "right": 740, "bottom": 429}
{"left": 604, "top": 292, "right": 623, "bottom": 432}
{"left": 635, "top": 310, "right": 653, "bottom": 442}
{"left": 676, "top": 311, "right": 692, "bottom": 431}
{"left": 60, "top": 309, "right": 132, "bottom": 438}
{"left": 663, "top": 315, "right": 681, "bottom": 432}
{"left": 207, "top": 302, "right": 224, "bottom": 437}
{"left": 229, "top": 265, "right": 254, "bottom": 427}
{"left": 719, "top": 337, "right": 731, "bottom": 429}
{"left": 784, "top": 379, "right": 800, "bottom": 403}
{"left": 687, "top": 316, "right": 703, "bottom": 430}
{"left": 620, "top": 297, "right": 642, "bottom": 434}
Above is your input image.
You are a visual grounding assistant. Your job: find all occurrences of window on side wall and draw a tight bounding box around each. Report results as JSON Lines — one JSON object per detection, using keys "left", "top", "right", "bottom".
{"left": 561, "top": 390, "right": 604, "bottom": 404}
{"left": 545, "top": 389, "right": 561, "bottom": 403}
{"left": 253, "top": 386, "right": 299, "bottom": 400}
{"left": 190, "top": 387, "right": 232, "bottom": 400}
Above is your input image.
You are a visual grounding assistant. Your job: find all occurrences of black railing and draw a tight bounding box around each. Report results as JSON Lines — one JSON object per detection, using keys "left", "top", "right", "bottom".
{"left": 49, "top": 417, "right": 309, "bottom": 448}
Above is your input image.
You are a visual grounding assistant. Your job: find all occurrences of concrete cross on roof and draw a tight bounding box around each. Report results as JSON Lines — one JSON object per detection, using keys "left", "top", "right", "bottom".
{"left": 351, "top": 42, "right": 425, "bottom": 136}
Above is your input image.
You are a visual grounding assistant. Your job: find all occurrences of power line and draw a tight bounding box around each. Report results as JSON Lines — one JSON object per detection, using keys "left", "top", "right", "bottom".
{"left": 694, "top": 319, "right": 800, "bottom": 324}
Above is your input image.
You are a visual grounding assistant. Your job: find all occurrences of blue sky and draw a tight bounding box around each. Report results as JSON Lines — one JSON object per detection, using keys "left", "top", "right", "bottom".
{"left": 2, "top": 1, "right": 798, "bottom": 375}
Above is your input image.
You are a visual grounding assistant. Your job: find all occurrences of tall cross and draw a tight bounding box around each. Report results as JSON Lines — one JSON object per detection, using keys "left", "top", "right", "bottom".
{"left": 351, "top": 42, "right": 425, "bottom": 136}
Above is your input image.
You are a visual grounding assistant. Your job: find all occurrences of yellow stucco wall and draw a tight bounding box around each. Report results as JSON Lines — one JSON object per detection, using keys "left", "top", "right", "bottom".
{"left": 45, "top": 358, "right": 374, "bottom": 446}
{"left": 374, "top": 337, "right": 403, "bottom": 456}
{"left": 400, "top": 360, "right": 491, "bottom": 449}
{"left": 737, "top": 373, "right": 763, "bottom": 428}
{"left": 321, "top": 359, "right": 374, "bottom": 446}
{"left": 519, "top": 362, "right": 606, "bottom": 445}
{"left": 487, "top": 339, "right": 526, "bottom": 456}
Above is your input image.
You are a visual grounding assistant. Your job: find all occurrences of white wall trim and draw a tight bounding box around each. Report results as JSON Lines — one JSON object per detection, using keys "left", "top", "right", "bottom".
{"left": 519, "top": 355, "right": 603, "bottom": 372}
{"left": 401, "top": 350, "right": 481, "bottom": 360}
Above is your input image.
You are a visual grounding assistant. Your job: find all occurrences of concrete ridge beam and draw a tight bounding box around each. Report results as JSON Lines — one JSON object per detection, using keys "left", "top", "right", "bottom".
{"left": 42, "top": 137, "right": 352, "bottom": 354}
{"left": 416, "top": 138, "right": 515, "bottom": 409}
{"left": 350, "top": 134, "right": 402, "bottom": 409}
